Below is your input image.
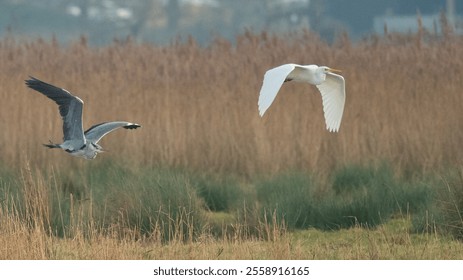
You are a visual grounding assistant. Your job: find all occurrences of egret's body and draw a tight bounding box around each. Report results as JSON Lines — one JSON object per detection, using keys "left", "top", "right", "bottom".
{"left": 25, "top": 77, "right": 141, "bottom": 160}
{"left": 258, "top": 63, "right": 346, "bottom": 132}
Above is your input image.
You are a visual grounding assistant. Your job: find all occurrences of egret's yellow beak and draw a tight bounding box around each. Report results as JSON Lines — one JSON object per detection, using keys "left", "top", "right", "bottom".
{"left": 328, "top": 68, "right": 342, "bottom": 74}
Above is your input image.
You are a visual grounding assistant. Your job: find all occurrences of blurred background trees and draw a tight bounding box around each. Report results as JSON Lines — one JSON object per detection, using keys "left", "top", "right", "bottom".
{"left": 0, "top": 0, "right": 460, "bottom": 45}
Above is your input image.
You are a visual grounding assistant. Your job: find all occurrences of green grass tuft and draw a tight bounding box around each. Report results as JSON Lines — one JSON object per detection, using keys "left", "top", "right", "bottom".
{"left": 255, "top": 165, "right": 433, "bottom": 230}
{"left": 190, "top": 173, "right": 244, "bottom": 212}
{"left": 255, "top": 172, "right": 321, "bottom": 230}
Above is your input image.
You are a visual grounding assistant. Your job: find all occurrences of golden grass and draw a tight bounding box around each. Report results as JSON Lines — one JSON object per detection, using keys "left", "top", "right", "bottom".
{"left": 1, "top": 31, "right": 463, "bottom": 259}
{"left": 1, "top": 213, "right": 462, "bottom": 259}
{"left": 1, "top": 31, "right": 462, "bottom": 177}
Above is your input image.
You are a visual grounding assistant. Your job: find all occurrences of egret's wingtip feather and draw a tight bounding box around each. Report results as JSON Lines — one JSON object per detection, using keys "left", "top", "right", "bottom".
{"left": 258, "top": 106, "right": 265, "bottom": 117}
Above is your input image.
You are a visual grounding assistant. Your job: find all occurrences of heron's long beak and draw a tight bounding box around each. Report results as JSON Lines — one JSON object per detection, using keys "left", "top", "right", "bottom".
{"left": 328, "top": 68, "right": 342, "bottom": 74}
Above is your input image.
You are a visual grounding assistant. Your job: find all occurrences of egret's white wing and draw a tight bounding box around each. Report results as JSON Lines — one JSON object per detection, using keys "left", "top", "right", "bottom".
{"left": 25, "top": 77, "right": 86, "bottom": 147}
{"left": 84, "top": 121, "right": 141, "bottom": 144}
{"left": 258, "top": 64, "right": 296, "bottom": 116}
{"left": 316, "top": 72, "right": 345, "bottom": 132}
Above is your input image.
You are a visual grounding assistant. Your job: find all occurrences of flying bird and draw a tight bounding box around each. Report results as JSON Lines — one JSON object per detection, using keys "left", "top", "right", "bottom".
{"left": 258, "top": 64, "right": 346, "bottom": 132}
{"left": 25, "top": 77, "right": 141, "bottom": 159}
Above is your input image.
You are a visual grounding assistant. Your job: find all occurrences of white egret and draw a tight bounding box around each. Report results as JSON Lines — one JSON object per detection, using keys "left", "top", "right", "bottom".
{"left": 258, "top": 63, "right": 346, "bottom": 132}
{"left": 25, "top": 77, "right": 141, "bottom": 159}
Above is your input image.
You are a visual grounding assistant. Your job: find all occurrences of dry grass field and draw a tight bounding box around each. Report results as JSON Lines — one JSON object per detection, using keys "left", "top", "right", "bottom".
{"left": 1, "top": 26, "right": 463, "bottom": 259}
{"left": 1, "top": 30, "right": 462, "bottom": 175}
{"left": 2, "top": 216, "right": 463, "bottom": 260}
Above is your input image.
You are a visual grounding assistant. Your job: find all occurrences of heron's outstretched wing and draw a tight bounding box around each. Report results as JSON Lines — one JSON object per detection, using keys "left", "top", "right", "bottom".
{"left": 316, "top": 72, "right": 345, "bottom": 132}
{"left": 258, "top": 64, "right": 296, "bottom": 116}
{"left": 25, "top": 77, "right": 85, "bottom": 145}
{"left": 84, "top": 122, "right": 141, "bottom": 144}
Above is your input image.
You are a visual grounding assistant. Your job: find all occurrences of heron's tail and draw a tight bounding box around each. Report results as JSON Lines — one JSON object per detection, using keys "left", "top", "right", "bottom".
{"left": 43, "top": 140, "right": 60, "bottom": 149}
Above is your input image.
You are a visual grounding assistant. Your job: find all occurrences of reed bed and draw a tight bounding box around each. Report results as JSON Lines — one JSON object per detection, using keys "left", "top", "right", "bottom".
{"left": 1, "top": 30, "right": 463, "bottom": 259}
{"left": 0, "top": 31, "right": 462, "bottom": 177}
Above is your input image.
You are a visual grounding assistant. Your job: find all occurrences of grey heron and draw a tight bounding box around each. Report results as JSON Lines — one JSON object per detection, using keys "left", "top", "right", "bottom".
{"left": 258, "top": 64, "right": 346, "bottom": 132}
{"left": 25, "top": 77, "right": 141, "bottom": 159}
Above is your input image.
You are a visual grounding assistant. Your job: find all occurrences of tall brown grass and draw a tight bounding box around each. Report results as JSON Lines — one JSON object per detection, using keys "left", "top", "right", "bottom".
{"left": 1, "top": 31, "right": 462, "bottom": 177}
{"left": 2, "top": 30, "right": 463, "bottom": 259}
